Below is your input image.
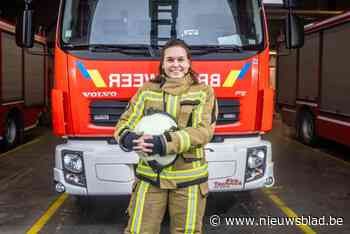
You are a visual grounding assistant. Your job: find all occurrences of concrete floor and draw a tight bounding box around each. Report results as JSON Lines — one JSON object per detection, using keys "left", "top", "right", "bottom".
{"left": 0, "top": 119, "right": 349, "bottom": 234}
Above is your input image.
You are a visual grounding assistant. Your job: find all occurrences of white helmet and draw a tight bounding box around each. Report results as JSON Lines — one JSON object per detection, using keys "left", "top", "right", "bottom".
{"left": 134, "top": 112, "right": 177, "bottom": 169}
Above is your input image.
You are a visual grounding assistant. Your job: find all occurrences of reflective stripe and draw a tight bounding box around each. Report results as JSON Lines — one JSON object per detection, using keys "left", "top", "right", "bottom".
{"left": 161, "top": 171, "right": 208, "bottom": 180}
{"left": 193, "top": 104, "right": 199, "bottom": 128}
{"left": 176, "top": 130, "right": 191, "bottom": 153}
{"left": 136, "top": 164, "right": 208, "bottom": 181}
{"left": 191, "top": 98, "right": 200, "bottom": 162}
{"left": 172, "top": 95, "right": 179, "bottom": 118}
{"left": 166, "top": 94, "right": 178, "bottom": 118}
{"left": 197, "top": 98, "right": 204, "bottom": 126}
{"left": 163, "top": 164, "right": 207, "bottom": 175}
{"left": 185, "top": 185, "right": 199, "bottom": 234}
{"left": 130, "top": 181, "right": 150, "bottom": 234}
{"left": 183, "top": 131, "right": 191, "bottom": 152}
{"left": 137, "top": 164, "right": 208, "bottom": 177}
{"left": 136, "top": 168, "right": 157, "bottom": 179}
{"left": 196, "top": 101, "right": 205, "bottom": 160}
{"left": 118, "top": 93, "right": 145, "bottom": 134}
{"left": 136, "top": 165, "right": 157, "bottom": 179}
{"left": 181, "top": 91, "right": 206, "bottom": 102}
{"left": 195, "top": 148, "right": 204, "bottom": 162}
{"left": 191, "top": 159, "right": 200, "bottom": 176}
{"left": 165, "top": 94, "right": 170, "bottom": 113}
{"left": 129, "top": 91, "right": 163, "bottom": 129}
{"left": 176, "top": 131, "right": 184, "bottom": 152}
{"left": 190, "top": 92, "right": 205, "bottom": 160}
{"left": 118, "top": 91, "right": 163, "bottom": 134}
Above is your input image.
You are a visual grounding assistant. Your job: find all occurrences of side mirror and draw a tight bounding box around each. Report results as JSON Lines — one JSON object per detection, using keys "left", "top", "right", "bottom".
{"left": 16, "top": 8, "right": 34, "bottom": 48}
{"left": 285, "top": 13, "right": 304, "bottom": 49}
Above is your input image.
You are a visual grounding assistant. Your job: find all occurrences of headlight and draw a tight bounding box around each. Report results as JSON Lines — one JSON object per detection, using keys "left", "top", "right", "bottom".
{"left": 247, "top": 149, "right": 265, "bottom": 169}
{"left": 245, "top": 146, "right": 267, "bottom": 182}
{"left": 63, "top": 153, "right": 83, "bottom": 173}
{"left": 62, "top": 150, "right": 86, "bottom": 187}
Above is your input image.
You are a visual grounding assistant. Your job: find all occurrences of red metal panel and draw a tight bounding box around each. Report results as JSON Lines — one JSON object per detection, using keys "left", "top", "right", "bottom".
{"left": 261, "top": 88, "right": 274, "bottom": 131}
{"left": 317, "top": 118, "right": 350, "bottom": 147}
{"left": 52, "top": 48, "right": 270, "bottom": 137}
{"left": 51, "top": 89, "right": 66, "bottom": 136}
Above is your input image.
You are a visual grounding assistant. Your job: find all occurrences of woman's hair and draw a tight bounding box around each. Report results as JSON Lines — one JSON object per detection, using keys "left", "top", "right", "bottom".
{"left": 151, "top": 39, "right": 199, "bottom": 84}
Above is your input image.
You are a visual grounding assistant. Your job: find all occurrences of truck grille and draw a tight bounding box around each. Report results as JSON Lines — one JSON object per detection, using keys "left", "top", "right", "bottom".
{"left": 90, "top": 100, "right": 128, "bottom": 126}
{"left": 217, "top": 99, "right": 240, "bottom": 125}
{"left": 90, "top": 99, "right": 240, "bottom": 126}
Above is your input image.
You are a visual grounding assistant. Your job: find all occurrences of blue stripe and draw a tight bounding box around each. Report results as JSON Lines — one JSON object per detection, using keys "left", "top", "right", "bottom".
{"left": 237, "top": 63, "right": 252, "bottom": 80}
{"left": 76, "top": 61, "right": 91, "bottom": 80}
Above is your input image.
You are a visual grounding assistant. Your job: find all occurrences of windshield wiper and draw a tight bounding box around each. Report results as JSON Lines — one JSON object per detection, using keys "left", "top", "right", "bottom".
{"left": 90, "top": 44, "right": 156, "bottom": 56}
{"left": 190, "top": 45, "right": 243, "bottom": 54}
{"left": 63, "top": 43, "right": 90, "bottom": 49}
{"left": 64, "top": 43, "right": 157, "bottom": 56}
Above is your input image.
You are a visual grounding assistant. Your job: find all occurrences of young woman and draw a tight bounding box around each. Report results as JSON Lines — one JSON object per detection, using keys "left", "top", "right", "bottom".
{"left": 114, "top": 39, "right": 217, "bottom": 234}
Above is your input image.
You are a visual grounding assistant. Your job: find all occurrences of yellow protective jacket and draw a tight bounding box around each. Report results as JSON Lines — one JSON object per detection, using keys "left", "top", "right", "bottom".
{"left": 114, "top": 74, "right": 218, "bottom": 189}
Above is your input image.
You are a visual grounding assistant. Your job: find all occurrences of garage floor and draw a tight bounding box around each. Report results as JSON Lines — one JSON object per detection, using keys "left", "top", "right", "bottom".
{"left": 0, "top": 119, "right": 349, "bottom": 234}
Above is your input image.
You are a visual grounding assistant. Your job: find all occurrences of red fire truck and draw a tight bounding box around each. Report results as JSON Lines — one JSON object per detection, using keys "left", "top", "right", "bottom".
{"left": 17, "top": 0, "right": 303, "bottom": 196}
{"left": 0, "top": 19, "right": 47, "bottom": 149}
{"left": 277, "top": 12, "right": 350, "bottom": 147}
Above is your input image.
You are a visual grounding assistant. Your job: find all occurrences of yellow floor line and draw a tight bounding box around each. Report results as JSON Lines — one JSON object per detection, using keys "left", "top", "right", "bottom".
{"left": 26, "top": 193, "right": 69, "bottom": 234}
{"left": 263, "top": 189, "right": 316, "bottom": 234}
{"left": 0, "top": 138, "right": 42, "bottom": 158}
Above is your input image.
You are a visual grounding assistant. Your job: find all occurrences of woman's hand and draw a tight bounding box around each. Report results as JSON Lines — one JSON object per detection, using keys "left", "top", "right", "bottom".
{"left": 133, "top": 134, "right": 154, "bottom": 154}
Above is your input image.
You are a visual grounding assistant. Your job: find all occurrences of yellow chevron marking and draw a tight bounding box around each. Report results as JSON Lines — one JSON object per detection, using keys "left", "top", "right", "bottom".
{"left": 87, "top": 70, "right": 107, "bottom": 88}
{"left": 222, "top": 70, "right": 240, "bottom": 87}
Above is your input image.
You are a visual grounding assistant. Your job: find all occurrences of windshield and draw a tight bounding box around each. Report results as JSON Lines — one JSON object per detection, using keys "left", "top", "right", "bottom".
{"left": 61, "top": 0, "right": 264, "bottom": 49}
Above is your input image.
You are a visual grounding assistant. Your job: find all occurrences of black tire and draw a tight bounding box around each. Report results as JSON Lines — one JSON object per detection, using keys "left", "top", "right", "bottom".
{"left": 298, "top": 111, "right": 318, "bottom": 146}
{"left": 3, "top": 115, "right": 23, "bottom": 149}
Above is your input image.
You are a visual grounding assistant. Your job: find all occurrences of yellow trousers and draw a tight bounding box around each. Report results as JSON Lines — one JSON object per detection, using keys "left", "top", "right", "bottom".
{"left": 124, "top": 180, "right": 208, "bottom": 234}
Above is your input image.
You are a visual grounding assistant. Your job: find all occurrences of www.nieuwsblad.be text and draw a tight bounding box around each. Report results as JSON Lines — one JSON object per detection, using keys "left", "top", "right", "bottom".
{"left": 209, "top": 215, "right": 344, "bottom": 227}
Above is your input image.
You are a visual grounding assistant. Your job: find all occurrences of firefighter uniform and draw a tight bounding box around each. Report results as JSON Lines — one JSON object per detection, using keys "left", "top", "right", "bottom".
{"left": 114, "top": 74, "right": 217, "bottom": 234}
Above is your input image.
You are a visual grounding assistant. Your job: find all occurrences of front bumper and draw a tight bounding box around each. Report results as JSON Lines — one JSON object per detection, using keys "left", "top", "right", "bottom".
{"left": 54, "top": 140, "right": 138, "bottom": 195}
{"left": 54, "top": 136, "right": 274, "bottom": 195}
{"left": 206, "top": 135, "right": 274, "bottom": 192}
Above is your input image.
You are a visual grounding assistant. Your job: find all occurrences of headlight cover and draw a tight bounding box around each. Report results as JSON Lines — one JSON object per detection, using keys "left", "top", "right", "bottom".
{"left": 61, "top": 150, "right": 86, "bottom": 187}
{"left": 63, "top": 153, "right": 83, "bottom": 173}
{"left": 247, "top": 149, "right": 265, "bottom": 169}
{"left": 245, "top": 146, "right": 267, "bottom": 182}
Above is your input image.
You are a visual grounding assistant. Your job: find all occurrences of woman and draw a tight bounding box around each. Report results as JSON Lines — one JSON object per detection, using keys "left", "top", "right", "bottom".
{"left": 114, "top": 39, "right": 217, "bottom": 234}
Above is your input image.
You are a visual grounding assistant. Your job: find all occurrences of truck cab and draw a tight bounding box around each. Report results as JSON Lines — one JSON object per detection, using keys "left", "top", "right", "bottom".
{"left": 49, "top": 0, "right": 279, "bottom": 195}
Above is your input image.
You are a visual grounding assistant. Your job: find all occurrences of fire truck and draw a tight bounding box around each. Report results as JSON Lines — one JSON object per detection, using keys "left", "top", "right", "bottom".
{"left": 17, "top": 0, "right": 303, "bottom": 196}
{"left": 277, "top": 12, "right": 350, "bottom": 147}
{"left": 0, "top": 19, "right": 47, "bottom": 149}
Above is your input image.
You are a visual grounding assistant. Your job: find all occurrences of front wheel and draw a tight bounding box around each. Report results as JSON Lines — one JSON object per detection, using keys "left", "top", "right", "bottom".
{"left": 3, "top": 116, "right": 23, "bottom": 149}
{"left": 298, "top": 111, "right": 318, "bottom": 146}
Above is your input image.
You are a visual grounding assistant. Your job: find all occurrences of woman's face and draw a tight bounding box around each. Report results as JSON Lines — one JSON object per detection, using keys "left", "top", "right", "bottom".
{"left": 162, "top": 46, "right": 190, "bottom": 79}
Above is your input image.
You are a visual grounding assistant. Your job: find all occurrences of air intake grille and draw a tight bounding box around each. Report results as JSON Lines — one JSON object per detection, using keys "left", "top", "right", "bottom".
{"left": 217, "top": 99, "right": 240, "bottom": 125}
{"left": 90, "top": 100, "right": 128, "bottom": 126}
{"left": 90, "top": 99, "right": 240, "bottom": 126}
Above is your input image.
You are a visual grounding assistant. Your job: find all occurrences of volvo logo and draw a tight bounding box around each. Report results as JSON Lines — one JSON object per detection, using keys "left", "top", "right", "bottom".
{"left": 82, "top": 91, "right": 118, "bottom": 98}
